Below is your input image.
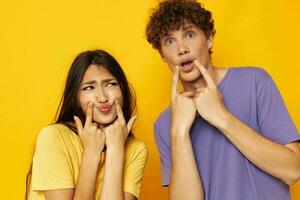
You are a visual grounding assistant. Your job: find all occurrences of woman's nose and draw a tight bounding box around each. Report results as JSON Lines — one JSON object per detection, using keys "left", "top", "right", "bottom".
{"left": 96, "top": 89, "right": 108, "bottom": 103}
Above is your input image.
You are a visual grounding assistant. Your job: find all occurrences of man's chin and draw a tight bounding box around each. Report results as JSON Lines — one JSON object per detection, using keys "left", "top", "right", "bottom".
{"left": 180, "top": 73, "right": 201, "bottom": 83}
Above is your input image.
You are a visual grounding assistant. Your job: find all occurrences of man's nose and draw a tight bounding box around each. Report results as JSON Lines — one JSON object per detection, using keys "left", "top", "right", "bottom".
{"left": 178, "top": 41, "right": 189, "bottom": 56}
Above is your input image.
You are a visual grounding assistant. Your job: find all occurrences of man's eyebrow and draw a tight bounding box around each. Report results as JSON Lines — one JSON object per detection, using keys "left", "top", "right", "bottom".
{"left": 162, "top": 33, "right": 172, "bottom": 39}
{"left": 182, "top": 25, "right": 195, "bottom": 31}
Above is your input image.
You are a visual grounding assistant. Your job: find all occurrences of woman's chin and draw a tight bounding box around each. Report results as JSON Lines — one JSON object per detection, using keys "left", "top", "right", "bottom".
{"left": 93, "top": 114, "right": 117, "bottom": 126}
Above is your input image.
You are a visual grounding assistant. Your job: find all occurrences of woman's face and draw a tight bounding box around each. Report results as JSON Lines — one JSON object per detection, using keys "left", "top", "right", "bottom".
{"left": 77, "top": 64, "right": 123, "bottom": 125}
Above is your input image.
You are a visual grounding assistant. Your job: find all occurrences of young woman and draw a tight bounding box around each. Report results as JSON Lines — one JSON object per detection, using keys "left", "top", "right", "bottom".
{"left": 27, "top": 50, "right": 148, "bottom": 200}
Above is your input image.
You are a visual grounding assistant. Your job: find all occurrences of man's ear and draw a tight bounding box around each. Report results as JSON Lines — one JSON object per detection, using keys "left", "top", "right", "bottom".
{"left": 207, "top": 34, "right": 214, "bottom": 49}
{"left": 159, "top": 49, "right": 167, "bottom": 63}
{"left": 161, "top": 55, "right": 167, "bottom": 63}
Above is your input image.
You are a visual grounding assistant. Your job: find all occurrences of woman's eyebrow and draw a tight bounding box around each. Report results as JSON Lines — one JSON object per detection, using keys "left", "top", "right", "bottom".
{"left": 101, "top": 78, "right": 117, "bottom": 83}
{"left": 81, "top": 80, "right": 97, "bottom": 86}
{"left": 81, "top": 78, "right": 117, "bottom": 86}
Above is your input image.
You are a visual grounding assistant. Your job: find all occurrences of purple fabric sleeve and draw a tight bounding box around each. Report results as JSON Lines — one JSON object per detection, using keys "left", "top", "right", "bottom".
{"left": 154, "top": 121, "right": 171, "bottom": 186}
{"left": 256, "top": 71, "right": 299, "bottom": 144}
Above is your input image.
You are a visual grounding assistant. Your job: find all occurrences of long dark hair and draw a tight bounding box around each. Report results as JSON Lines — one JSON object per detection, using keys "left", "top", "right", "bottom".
{"left": 56, "top": 49, "right": 136, "bottom": 132}
{"left": 26, "top": 49, "right": 136, "bottom": 199}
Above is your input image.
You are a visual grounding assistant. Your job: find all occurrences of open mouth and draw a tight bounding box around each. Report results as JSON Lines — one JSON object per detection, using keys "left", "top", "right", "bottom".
{"left": 180, "top": 60, "right": 194, "bottom": 73}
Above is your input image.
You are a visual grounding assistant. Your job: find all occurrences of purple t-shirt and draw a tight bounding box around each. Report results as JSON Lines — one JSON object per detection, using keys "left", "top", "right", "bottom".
{"left": 154, "top": 67, "right": 300, "bottom": 200}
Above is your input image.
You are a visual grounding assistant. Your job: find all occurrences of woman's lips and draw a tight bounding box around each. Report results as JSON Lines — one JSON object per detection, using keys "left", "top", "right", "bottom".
{"left": 98, "top": 105, "right": 112, "bottom": 114}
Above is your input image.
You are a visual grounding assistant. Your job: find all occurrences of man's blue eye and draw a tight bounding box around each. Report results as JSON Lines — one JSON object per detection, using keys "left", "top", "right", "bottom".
{"left": 166, "top": 39, "right": 174, "bottom": 46}
{"left": 186, "top": 31, "right": 195, "bottom": 39}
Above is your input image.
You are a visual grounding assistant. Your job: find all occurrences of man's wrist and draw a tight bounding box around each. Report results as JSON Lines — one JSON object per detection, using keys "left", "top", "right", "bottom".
{"left": 215, "top": 110, "right": 235, "bottom": 132}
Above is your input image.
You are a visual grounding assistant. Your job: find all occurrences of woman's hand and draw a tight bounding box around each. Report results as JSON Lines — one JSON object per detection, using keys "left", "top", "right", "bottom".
{"left": 103, "top": 99, "right": 137, "bottom": 148}
{"left": 74, "top": 102, "right": 106, "bottom": 158}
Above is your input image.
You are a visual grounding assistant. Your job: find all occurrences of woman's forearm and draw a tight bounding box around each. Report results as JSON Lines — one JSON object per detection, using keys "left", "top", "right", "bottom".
{"left": 73, "top": 152, "right": 101, "bottom": 200}
{"left": 100, "top": 144, "right": 125, "bottom": 200}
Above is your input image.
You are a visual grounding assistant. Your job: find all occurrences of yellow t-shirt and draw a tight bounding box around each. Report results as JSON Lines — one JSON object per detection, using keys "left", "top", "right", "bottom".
{"left": 28, "top": 124, "right": 147, "bottom": 200}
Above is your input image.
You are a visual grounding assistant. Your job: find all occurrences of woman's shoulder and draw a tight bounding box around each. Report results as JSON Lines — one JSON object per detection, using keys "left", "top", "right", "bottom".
{"left": 127, "top": 136, "right": 147, "bottom": 148}
{"left": 125, "top": 137, "right": 148, "bottom": 156}
{"left": 36, "top": 124, "right": 77, "bottom": 145}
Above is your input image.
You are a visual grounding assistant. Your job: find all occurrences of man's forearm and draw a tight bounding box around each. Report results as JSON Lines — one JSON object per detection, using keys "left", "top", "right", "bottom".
{"left": 216, "top": 111, "right": 300, "bottom": 185}
{"left": 169, "top": 131, "right": 204, "bottom": 200}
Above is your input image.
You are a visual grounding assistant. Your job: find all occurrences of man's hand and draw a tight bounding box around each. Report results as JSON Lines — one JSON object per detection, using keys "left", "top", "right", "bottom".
{"left": 193, "top": 60, "right": 229, "bottom": 127}
{"left": 171, "top": 66, "right": 196, "bottom": 135}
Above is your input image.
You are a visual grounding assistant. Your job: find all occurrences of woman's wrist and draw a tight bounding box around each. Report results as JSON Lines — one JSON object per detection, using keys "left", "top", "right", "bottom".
{"left": 82, "top": 150, "right": 102, "bottom": 163}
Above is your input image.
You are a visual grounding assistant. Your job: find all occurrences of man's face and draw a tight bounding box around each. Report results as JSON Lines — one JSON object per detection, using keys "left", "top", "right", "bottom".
{"left": 160, "top": 23, "right": 213, "bottom": 82}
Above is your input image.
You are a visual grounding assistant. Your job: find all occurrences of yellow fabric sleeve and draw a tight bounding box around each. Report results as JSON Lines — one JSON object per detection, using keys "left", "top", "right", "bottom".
{"left": 123, "top": 141, "right": 148, "bottom": 199}
{"left": 31, "top": 125, "right": 74, "bottom": 190}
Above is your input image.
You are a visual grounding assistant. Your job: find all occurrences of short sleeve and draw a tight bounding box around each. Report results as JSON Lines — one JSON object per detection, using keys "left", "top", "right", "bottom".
{"left": 31, "top": 126, "right": 74, "bottom": 190}
{"left": 123, "top": 142, "right": 148, "bottom": 199}
{"left": 154, "top": 122, "right": 171, "bottom": 187}
{"left": 257, "top": 72, "right": 300, "bottom": 144}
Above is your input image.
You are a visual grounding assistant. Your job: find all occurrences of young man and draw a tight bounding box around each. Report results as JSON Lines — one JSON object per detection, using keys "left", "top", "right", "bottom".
{"left": 145, "top": 0, "right": 300, "bottom": 199}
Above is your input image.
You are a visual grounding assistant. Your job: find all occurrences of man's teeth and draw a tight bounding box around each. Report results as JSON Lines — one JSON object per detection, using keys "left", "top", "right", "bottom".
{"left": 182, "top": 61, "right": 192, "bottom": 66}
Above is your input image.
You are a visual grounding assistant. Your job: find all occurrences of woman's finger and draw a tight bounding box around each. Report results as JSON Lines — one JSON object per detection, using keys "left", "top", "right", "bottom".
{"left": 74, "top": 115, "right": 83, "bottom": 135}
{"left": 85, "top": 102, "right": 94, "bottom": 127}
{"left": 114, "top": 99, "right": 126, "bottom": 124}
{"left": 127, "top": 115, "right": 137, "bottom": 133}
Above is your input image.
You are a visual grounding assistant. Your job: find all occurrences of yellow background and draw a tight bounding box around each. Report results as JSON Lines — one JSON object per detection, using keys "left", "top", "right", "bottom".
{"left": 0, "top": 0, "right": 299, "bottom": 199}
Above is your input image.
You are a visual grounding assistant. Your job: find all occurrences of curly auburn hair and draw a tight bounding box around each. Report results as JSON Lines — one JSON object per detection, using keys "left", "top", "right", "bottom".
{"left": 146, "top": 0, "right": 216, "bottom": 52}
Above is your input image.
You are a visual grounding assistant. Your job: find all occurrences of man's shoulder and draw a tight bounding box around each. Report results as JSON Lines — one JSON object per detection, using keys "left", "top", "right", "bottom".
{"left": 154, "top": 106, "right": 171, "bottom": 134}
{"left": 155, "top": 106, "right": 171, "bottom": 125}
{"left": 230, "top": 66, "right": 270, "bottom": 79}
{"left": 225, "top": 67, "right": 272, "bottom": 88}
